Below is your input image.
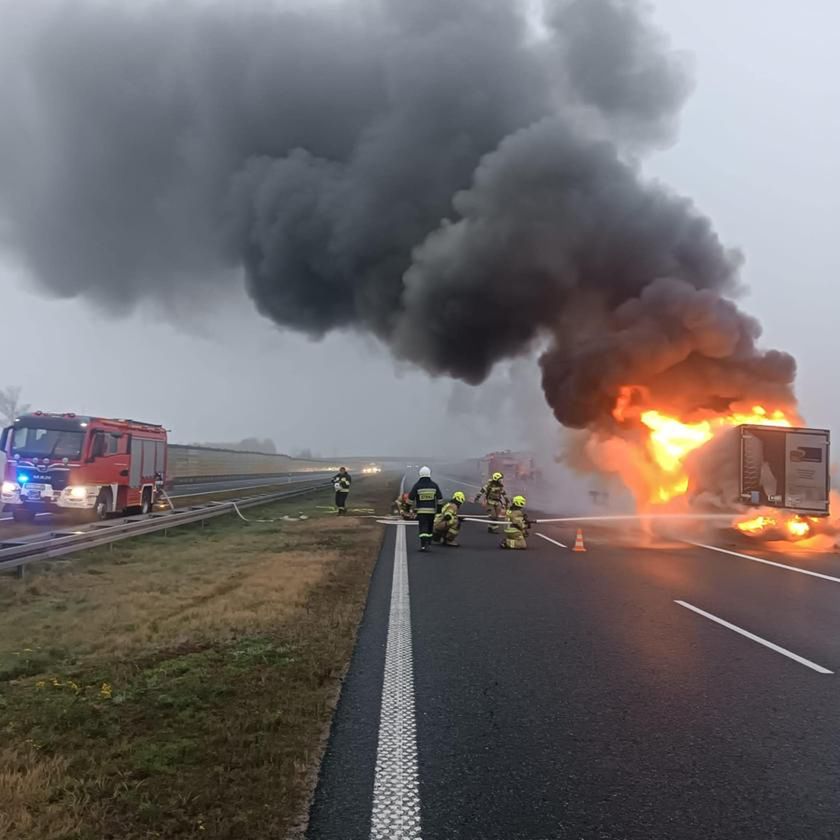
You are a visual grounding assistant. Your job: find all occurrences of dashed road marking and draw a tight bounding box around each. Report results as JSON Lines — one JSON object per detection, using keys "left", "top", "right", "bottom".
{"left": 687, "top": 541, "right": 840, "bottom": 585}
{"left": 537, "top": 533, "right": 568, "bottom": 549}
{"left": 675, "top": 600, "right": 833, "bottom": 675}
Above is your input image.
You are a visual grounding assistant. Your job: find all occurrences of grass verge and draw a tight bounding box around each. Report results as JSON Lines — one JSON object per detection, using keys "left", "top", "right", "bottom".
{"left": 0, "top": 476, "right": 396, "bottom": 839}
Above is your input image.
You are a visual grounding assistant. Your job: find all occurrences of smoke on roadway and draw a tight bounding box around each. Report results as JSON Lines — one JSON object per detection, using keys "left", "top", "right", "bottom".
{"left": 0, "top": 0, "right": 796, "bottom": 438}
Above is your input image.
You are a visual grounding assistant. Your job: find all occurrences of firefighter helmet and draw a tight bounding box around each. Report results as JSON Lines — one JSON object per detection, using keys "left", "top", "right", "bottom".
{"left": 492, "top": 472, "right": 503, "bottom": 481}
{"left": 452, "top": 491, "right": 466, "bottom": 504}
{"left": 512, "top": 495, "right": 526, "bottom": 508}
{"left": 419, "top": 465, "right": 431, "bottom": 477}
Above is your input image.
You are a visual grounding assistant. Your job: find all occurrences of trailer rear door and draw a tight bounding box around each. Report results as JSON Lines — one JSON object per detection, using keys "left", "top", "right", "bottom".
{"left": 739, "top": 425, "right": 830, "bottom": 515}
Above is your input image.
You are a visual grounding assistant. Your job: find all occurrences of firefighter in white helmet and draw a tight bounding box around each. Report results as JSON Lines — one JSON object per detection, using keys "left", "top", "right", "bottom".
{"left": 408, "top": 466, "right": 442, "bottom": 551}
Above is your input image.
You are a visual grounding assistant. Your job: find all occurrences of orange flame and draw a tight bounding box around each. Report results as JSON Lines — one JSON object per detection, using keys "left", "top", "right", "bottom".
{"left": 736, "top": 514, "right": 777, "bottom": 535}
{"left": 611, "top": 387, "right": 794, "bottom": 505}
{"left": 734, "top": 510, "right": 829, "bottom": 542}
{"left": 787, "top": 516, "right": 811, "bottom": 539}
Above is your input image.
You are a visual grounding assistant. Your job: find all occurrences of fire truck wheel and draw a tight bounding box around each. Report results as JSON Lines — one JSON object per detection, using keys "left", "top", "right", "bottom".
{"left": 94, "top": 489, "right": 112, "bottom": 521}
{"left": 140, "top": 488, "right": 153, "bottom": 515}
{"left": 11, "top": 508, "right": 36, "bottom": 523}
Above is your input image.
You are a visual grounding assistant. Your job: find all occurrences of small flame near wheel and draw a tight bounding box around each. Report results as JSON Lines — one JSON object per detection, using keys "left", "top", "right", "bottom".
{"left": 736, "top": 514, "right": 779, "bottom": 536}
{"left": 733, "top": 509, "right": 837, "bottom": 547}
{"left": 735, "top": 513, "right": 815, "bottom": 540}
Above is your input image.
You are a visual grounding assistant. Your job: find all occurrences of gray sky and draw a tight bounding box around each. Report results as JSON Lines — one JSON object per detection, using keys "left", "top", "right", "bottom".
{"left": 1, "top": 0, "right": 838, "bottom": 457}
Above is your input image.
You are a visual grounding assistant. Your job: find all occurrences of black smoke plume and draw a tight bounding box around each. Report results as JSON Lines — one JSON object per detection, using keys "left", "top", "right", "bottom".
{"left": 0, "top": 0, "right": 796, "bottom": 428}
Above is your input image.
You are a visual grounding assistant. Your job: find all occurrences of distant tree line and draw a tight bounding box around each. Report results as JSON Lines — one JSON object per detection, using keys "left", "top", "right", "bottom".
{"left": 0, "top": 386, "right": 30, "bottom": 426}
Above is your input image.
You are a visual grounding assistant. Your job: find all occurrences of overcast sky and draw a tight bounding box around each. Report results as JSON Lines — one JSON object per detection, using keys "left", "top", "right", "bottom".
{"left": 1, "top": 0, "right": 837, "bottom": 457}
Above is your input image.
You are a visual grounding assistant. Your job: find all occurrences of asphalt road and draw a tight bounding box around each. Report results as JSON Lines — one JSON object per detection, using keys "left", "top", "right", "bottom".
{"left": 308, "top": 476, "right": 840, "bottom": 840}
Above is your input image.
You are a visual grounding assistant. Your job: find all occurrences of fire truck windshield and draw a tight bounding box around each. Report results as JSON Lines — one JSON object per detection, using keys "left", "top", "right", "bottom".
{"left": 10, "top": 426, "right": 85, "bottom": 460}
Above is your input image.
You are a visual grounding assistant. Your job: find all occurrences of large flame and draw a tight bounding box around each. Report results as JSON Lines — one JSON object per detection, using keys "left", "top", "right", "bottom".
{"left": 588, "top": 386, "right": 833, "bottom": 547}
{"left": 611, "top": 386, "right": 793, "bottom": 505}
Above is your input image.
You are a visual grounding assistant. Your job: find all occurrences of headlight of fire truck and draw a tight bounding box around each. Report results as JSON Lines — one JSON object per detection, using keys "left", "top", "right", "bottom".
{"left": 68, "top": 486, "right": 88, "bottom": 499}
{"left": 1, "top": 481, "right": 17, "bottom": 495}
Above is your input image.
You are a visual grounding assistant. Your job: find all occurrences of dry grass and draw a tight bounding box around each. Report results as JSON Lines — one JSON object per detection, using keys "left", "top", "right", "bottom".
{"left": 0, "top": 745, "right": 80, "bottom": 840}
{"left": 0, "top": 476, "right": 395, "bottom": 839}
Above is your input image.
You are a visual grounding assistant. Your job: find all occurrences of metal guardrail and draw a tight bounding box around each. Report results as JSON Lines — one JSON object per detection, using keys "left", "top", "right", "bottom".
{"left": 0, "top": 480, "right": 331, "bottom": 577}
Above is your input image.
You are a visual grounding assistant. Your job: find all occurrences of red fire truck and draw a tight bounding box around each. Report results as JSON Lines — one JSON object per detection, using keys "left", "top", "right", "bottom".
{"left": 481, "top": 451, "right": 540, "bottom": 482}
{"left": 0, "top": 412, "right": 167, "bottom": 522}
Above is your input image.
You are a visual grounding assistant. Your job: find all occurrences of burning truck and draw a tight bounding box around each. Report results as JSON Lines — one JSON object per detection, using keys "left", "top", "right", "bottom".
{"left": 687, "top": 422, "right": 831, "bottom": 541}
{"left": 575, "top": 385, "right": 832, "bottom": 544}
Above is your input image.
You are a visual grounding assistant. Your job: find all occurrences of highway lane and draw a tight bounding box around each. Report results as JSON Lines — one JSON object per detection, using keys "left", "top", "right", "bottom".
{"left": 308, "top": 478, "right": 840, "bottom": 839}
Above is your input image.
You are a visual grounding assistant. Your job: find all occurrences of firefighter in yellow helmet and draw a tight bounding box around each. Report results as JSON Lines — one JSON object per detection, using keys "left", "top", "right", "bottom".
{"left": 500, "top": 495, "right": 530, "bottom": 550}
{"left": 433, "top": 491, "right": 466, "bottom": 547}
{"left": 474, "top": 471, "right": 509, "bottom": 533}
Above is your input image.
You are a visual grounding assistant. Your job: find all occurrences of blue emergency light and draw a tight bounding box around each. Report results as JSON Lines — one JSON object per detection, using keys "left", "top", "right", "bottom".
{"left": 17, "top": 474, "right": 29, "bottom": 484}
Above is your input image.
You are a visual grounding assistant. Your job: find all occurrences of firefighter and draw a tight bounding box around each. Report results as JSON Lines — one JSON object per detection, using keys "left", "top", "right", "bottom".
{"left": 474, "top": 471, "right": 509, "bottom": 533}
{"left": 392, "top": 492, "right": 416, "bottom": 520}
{"left": 408, "top": 466, "right": 442, "bottom": 551}
{"left": 433, "top": 491, "right": 466, "bottom": 547}
{"left": 500, "top": 495, "right": 530, "bottom": 550}
{"left": 332, "top": 466, "right": 352, "bottom": 515}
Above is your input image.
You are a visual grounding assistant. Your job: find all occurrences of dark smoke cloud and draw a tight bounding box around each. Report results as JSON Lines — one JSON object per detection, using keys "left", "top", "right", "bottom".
{"left": 0, "top": 0, "right": 796, "bottom": 429}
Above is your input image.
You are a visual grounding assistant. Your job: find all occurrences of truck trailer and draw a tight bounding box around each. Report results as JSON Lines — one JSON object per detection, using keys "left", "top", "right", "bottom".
{"left": 738, "top": 424, "right": 830, "bottom": 515}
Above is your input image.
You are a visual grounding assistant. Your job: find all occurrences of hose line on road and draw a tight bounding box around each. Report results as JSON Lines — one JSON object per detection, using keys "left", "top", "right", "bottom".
{"left": 227, "top": 501, "right": 309, "bottom": 524}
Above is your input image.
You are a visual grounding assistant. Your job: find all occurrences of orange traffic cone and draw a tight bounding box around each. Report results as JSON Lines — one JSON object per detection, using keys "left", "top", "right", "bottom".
{"left": 572, "top": 528, "right": 587, "bottom": 552}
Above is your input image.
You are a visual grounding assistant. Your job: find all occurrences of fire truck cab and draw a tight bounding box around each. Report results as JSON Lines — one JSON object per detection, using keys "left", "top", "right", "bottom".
{"left": 482, "top": 451, "right": 540, "bottom": 483}
{"left": 0, "top": 412, "right": 167, "bottom": 523}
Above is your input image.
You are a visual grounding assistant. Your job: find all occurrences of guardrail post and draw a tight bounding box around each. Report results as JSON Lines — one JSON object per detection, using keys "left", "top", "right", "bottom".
{"left": 15, "top": 563, "right": 24, "bottom": 581}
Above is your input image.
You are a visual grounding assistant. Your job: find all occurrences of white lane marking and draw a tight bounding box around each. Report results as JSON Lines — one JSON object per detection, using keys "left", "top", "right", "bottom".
{"left": 675, "top": 600, "right": 833, "bottom": 675}
{"left": 370, "top": 523, "right": 422, "bottom": 839}
{"left": 537, "top": 533, "right": 567, "bottom": 549}
{"left": 0, "top": 512, "right": 50, "bottom": 523}
{"left": 687, "top": 541, "right": 840, "bottom": 585}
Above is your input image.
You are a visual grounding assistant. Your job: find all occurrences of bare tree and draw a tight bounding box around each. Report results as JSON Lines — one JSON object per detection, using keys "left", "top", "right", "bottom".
{"left": 0, "top": 386, "right": 30, "bottom": 426}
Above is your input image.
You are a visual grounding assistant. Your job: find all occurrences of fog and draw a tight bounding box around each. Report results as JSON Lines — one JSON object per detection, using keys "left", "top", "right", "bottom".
{"left": 1, "top": 0, "right": 838, "bottom": 462}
